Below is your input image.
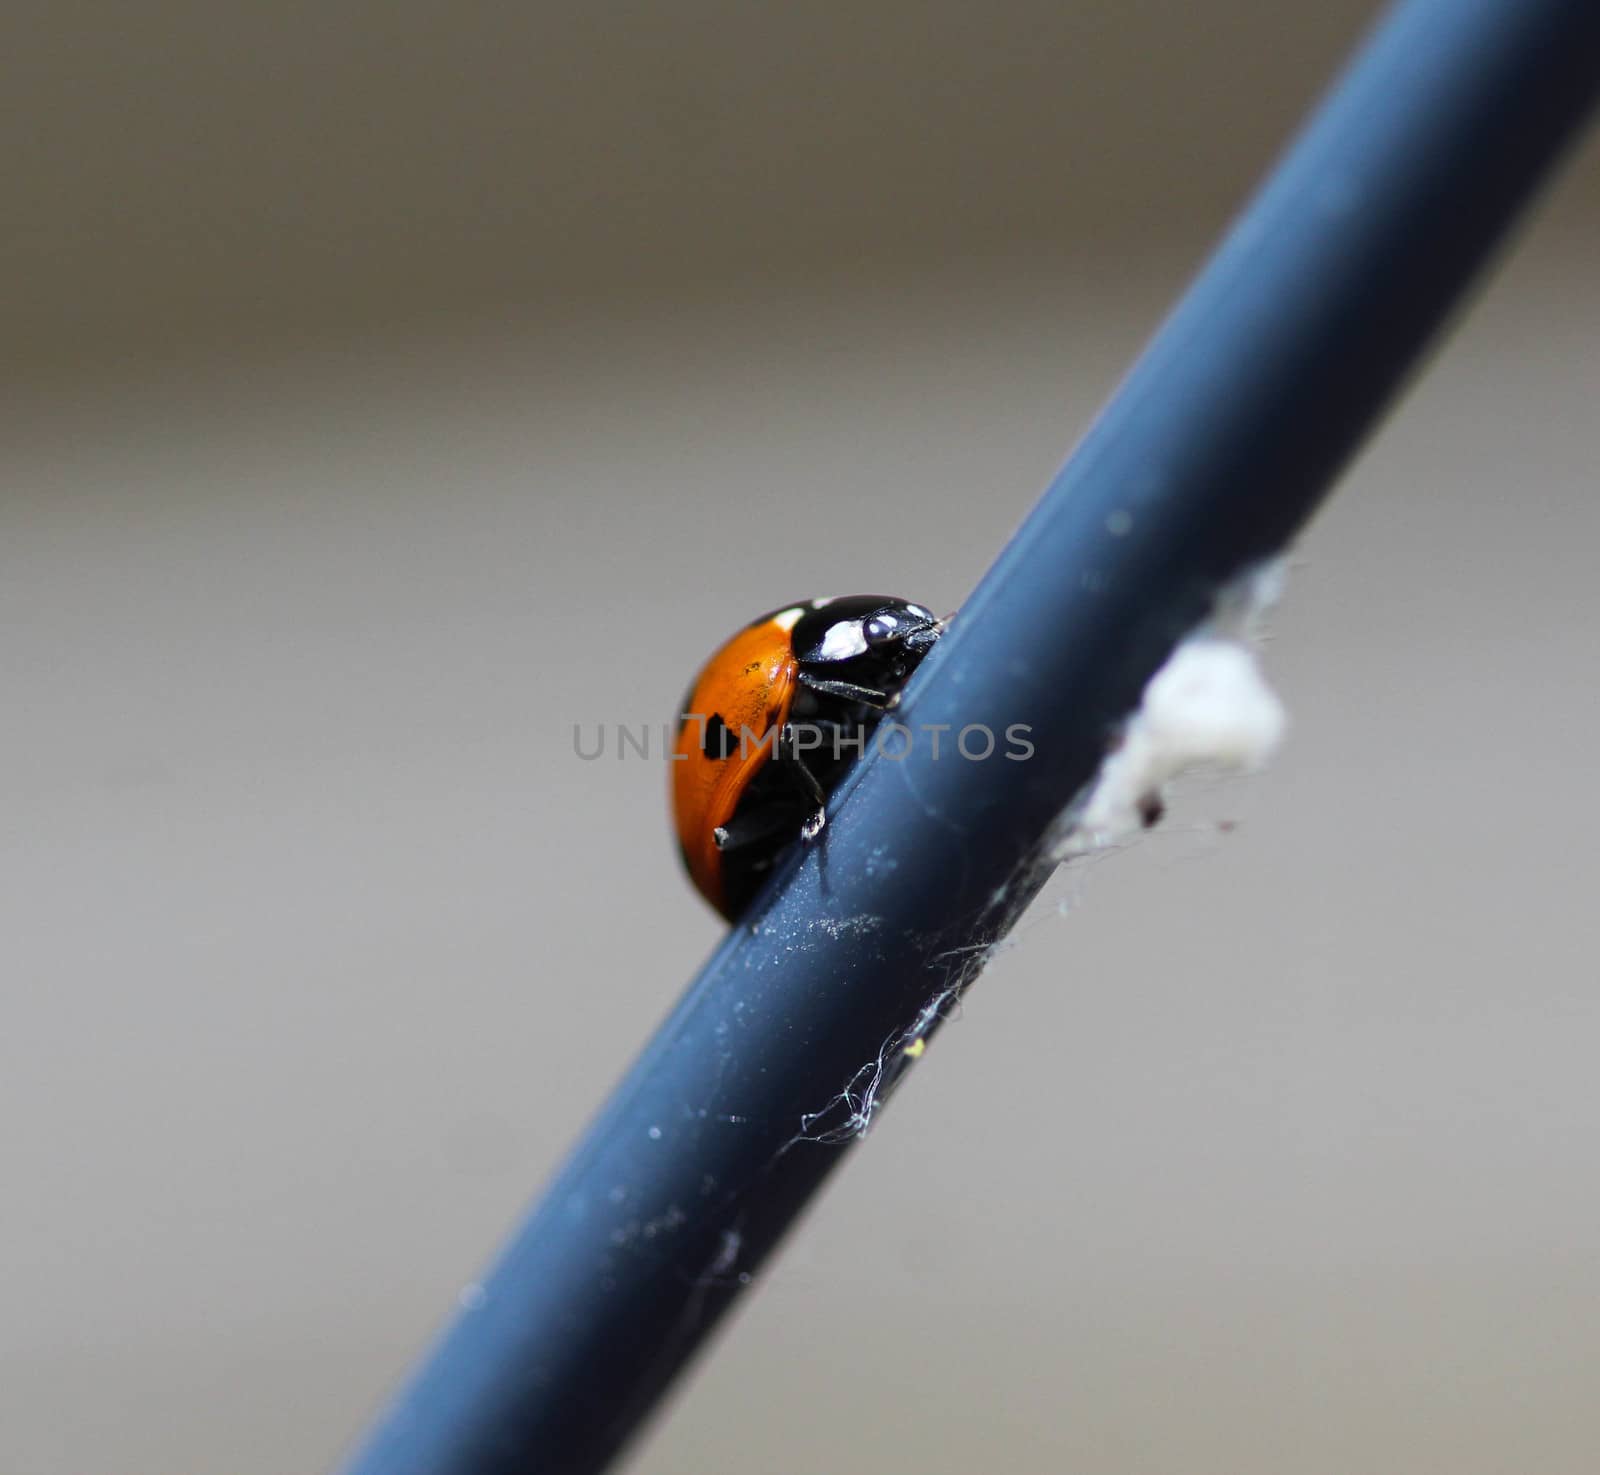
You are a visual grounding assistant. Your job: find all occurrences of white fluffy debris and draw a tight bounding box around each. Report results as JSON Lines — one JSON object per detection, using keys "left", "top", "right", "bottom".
{"left": 1051, "top": 559, "right": 1288, "bottom": 858}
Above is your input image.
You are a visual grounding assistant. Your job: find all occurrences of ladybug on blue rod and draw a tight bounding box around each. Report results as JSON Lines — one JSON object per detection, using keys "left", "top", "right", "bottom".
{"left": 671, "top": 596, "right": 944, "bottom": 920}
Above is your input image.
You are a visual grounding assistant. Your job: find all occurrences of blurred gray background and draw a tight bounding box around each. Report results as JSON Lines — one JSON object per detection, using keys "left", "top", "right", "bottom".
{"left": 5, "top": 3, "right": 1600, "bottom": 1472}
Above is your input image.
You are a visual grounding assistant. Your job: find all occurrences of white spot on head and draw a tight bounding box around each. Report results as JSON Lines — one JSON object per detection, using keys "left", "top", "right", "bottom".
{"left": 647, "top": 1125, "right": 663, "bottom": 1140}
{"left": 771, "top": 606, "right": 805, "bottom": 632}
{"left": 458, "top": 1282, "right": 487, "bottom": 1311}
{"left": 818, "top": 619, "right": 869, "bottom": 661}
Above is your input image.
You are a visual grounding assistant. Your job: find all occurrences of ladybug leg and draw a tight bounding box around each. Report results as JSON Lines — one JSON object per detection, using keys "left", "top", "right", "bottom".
{"left": 712, "top": 799, "right": 806, "bottom": 854}
{"left": 797, "top": 671, "right": 895, "bottom": 709}
{"left": 778, "top": 722, "right": 829, "bottom": 840}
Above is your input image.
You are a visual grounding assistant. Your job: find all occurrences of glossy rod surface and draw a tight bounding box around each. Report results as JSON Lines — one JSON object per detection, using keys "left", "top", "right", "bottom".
{"left": 342, "top": 2, "right": 1600, "bottom": 1471}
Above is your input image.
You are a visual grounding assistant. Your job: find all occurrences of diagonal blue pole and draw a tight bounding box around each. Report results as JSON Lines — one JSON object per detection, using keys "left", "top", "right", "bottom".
{"left": 341, "top": 2, "right": 1600, "bottom": 1471}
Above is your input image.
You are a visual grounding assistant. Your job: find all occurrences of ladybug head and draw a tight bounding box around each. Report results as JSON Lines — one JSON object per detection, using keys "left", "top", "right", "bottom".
{"left": 789, "top": 598, "right": 945, "bottom": 701}
{"left": 794, "top": 597, "right": 941, "bottom": 666}
{"left": 863, "top": 602, "right": 941, "bottom": 656}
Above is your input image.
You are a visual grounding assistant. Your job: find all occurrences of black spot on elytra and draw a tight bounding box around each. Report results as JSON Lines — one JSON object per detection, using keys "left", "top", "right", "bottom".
{"left": 703, "top": 713, "right": 737, "bottom": 761}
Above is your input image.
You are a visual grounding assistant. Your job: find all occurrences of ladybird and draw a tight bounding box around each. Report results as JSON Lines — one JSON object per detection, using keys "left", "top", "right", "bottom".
{"left": 672, "top": 596, "right": 943, "bottom": 920}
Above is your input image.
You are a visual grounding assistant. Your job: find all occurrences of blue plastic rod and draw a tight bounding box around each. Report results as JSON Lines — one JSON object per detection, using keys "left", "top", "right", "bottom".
{"left": 341, "top": 2, "right": 1600, "bottom": 1471}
